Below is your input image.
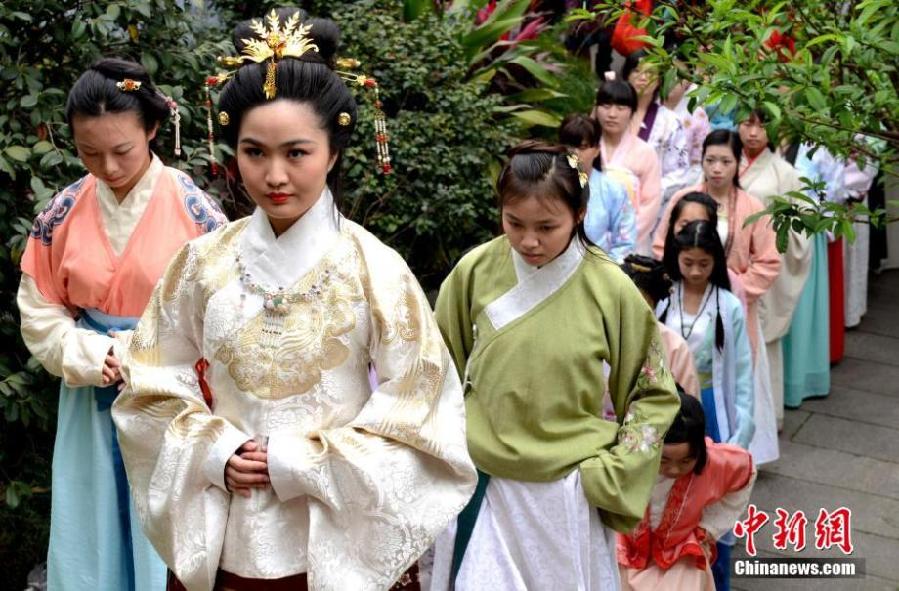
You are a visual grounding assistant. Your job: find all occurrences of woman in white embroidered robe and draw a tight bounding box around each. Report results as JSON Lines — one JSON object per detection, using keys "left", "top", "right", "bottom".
{"left": 113, "top": 10, "right": 476, "bottom": 591}
{"left": 842, "top": 146, "right": 880, "bottom": 327}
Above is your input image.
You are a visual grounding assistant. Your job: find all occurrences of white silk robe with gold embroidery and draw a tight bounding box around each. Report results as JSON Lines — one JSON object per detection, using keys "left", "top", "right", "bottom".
{"left": 113, "top": 192, "right": 477, "bottom": 591}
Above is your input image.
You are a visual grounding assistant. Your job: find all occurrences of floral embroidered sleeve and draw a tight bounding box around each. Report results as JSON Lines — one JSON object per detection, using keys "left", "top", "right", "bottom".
{"left": 579, "top": 279, "right": 679, "bottom": 532}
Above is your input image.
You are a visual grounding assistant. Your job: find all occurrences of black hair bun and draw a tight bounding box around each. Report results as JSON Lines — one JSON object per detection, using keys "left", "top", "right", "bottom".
{"left": 505, "top": 139, "right": 568, "bottom": 159}
{"left": 233, "top": 8, "right": 340, "bottom": 66}
{"left": 307, "top": 18, "right": 340, "bottom": 63}
{"left": 90, "top": 58, "right": 151, "bottom": 84}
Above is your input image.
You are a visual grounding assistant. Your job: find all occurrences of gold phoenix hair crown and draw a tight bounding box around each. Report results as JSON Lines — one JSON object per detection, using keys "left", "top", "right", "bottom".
{"left": 216, "top": 10, "right": 319, "bottom": 99}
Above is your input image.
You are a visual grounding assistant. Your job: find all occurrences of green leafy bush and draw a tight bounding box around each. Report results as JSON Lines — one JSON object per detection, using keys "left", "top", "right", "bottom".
{"left": 0, "top": 1, "right": 232, "bottom": 586}
{"left": 310, "top": 0, "right": 518, "bottom": 286}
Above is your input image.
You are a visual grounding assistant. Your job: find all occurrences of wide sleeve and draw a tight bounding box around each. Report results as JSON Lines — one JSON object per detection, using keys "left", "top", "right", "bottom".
{"left": 728, "top": 300, "right": 755, "bottom": 449}
{"left": 699, "top": 445, "right": 756, "bottom": 540}
{"left": 661, "top": 325, "right": 700, "bottom": 398}
{"left": 265, "top": 257, "right": 477, "bottom": 589}
{"left": 579, "top": 279, "right": 680, "bottom": 532}
{"left": 737, "top": 198, "right": 781, "bottom": 305}
{"left": 607, "top": 180, "right": 638, "bottom": 263}
{"left": 434, "top": 262, "right": 475, "bottom": 383}
{"left": 113, "top": 243, "right": 251, "bottom": 591}
{"left": 17, "top": 274, "right": 115, "bottom": 387}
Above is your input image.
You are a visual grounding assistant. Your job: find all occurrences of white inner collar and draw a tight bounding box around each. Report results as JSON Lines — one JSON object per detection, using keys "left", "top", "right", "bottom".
{"left": 510, "top": 237, "right": 584, "bottom": 283}
{"left": 238, "top": 188, "right": 340, "bottom": 290}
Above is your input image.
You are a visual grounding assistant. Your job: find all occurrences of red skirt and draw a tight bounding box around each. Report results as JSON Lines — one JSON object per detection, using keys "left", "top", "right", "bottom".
{"left": 167, "top": 564, "right": 420, "bottom": 591}
{"left": 828, "top": 238, "right": 845, "bottom": 363}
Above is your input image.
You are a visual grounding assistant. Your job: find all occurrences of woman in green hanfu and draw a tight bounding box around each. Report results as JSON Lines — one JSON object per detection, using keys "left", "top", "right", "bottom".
{"left": 429, "top": 141, "right": 680, "bottom": 591}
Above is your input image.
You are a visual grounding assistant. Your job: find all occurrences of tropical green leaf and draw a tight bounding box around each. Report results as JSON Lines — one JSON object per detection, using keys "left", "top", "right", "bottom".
{"left": 510, "top": 109, "right": 562, "bottom": 127}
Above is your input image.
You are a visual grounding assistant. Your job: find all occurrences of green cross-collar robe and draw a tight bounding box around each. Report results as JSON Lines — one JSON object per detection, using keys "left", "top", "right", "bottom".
{"left": 435, "top": 236, "right": 679, "bottom": 532}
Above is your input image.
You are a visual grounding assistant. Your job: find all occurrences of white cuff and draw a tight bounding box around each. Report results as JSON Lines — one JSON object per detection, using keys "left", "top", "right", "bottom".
{"left": 267, "top": 431, "right": 318, "bottom": 503}
{"left": 61, "top": 331, "right": 116, "bottom": 388}
{"left": 111, "top": 329, "right": 134, "bottom": 361}
{"left": 201, "top": 424, "right": 252, "bottom": 491}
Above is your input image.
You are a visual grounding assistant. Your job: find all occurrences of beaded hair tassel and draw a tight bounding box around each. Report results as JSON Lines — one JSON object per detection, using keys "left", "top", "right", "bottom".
{"left": 117, "top": 78, "right": 181, "bottom": 158}
{"left": 336, "top": 60, "right": 393, "bottom": 175}
{"left": 203, "top": 77, "right": 220, "bottom": 176}
{"left": 371, "top": 83, "right": 392, "bottom": 174}
{"left": 165, "top": 96, "right": 182, "bottom": 157}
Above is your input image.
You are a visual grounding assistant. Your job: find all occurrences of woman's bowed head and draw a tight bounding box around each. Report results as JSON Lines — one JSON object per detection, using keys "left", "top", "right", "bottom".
{"left": 496, "top": 140, "right": 594, "bottom": 268}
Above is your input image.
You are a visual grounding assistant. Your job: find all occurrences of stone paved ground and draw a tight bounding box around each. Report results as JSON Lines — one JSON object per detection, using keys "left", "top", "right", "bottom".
{"left": 732, "top": 269, "right": 899, "bottom": 591}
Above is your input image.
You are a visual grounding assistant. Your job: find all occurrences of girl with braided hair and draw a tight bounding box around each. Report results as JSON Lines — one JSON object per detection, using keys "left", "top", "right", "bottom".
{"left": 621, "top": 254, "right": 700, "bottom": 398}
{"left": 657, "top": 219, "right": 755, "bottom": 590}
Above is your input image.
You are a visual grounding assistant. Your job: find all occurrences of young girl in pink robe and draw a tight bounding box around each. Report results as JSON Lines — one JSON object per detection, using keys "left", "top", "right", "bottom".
{"left": 618, "top": 391, "right": 756, "bottom": 591}
{"left": 17, "top": 58, "right": 227, "bottom": 591}
{"left": 592, "top": 75, "right": 662, "bottom": 255}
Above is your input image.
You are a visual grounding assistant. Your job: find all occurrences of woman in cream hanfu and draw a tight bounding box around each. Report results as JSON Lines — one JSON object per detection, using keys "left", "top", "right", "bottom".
{"left": 430, "top": 142, "right": 679, "bottom": 591}
{"left": 619, "top": 392, "right": 756, "bottom": 591}
{"left": 113, "top": 10, "right": 476, "bottom": 591}
{"left": 592, "top": 76, "right": 663, "bottom": 255}
{"left": 738, "top": 111, "right": 806, "bottom": 428}
{"left": 18, "top": 59, "right": 227, "bottom": 591}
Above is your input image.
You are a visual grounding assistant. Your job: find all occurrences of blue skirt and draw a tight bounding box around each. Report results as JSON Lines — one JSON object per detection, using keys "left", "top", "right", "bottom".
{"left": 47, "top": 309, "right": 166, "bottom": 591}
{"left": 783, "top": 233, "right": 831, "bottom": 407}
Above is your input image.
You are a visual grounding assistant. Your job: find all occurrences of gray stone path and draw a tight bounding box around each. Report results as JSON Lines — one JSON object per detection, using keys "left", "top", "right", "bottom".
{"left": 732, "top": 269, "right": 899, "bottom": 591}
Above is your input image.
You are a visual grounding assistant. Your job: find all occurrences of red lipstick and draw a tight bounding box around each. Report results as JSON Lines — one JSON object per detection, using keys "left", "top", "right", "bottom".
{"left": 267, "top": 192, "right": 290, "bottom": 204}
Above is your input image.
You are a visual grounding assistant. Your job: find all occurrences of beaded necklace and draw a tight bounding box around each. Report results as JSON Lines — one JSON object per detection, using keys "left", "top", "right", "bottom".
{"left": 678, "top": 283, "right": 713, "bottom": 341}
{"left": 235, "top": 253, "right": 333, "bottom": 315}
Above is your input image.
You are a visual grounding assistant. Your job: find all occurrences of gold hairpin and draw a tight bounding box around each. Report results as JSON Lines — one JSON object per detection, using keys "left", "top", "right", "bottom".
{"left": 337, "top": 112, "right": 352, "bottom": 126}
{"left": 116, "top": 79, "right": 141, "bottom": 92}
{"left": 578, "top": 171, "right": 588, "bottom": 188}
{"left": 566, "top": 152, "right": 587, "bottom": 188}
{"left": 218, "top": 111, "right": 230, "bottom": 126}
{"left": 215, "top": 10, "right": 320, "bottom": 99}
